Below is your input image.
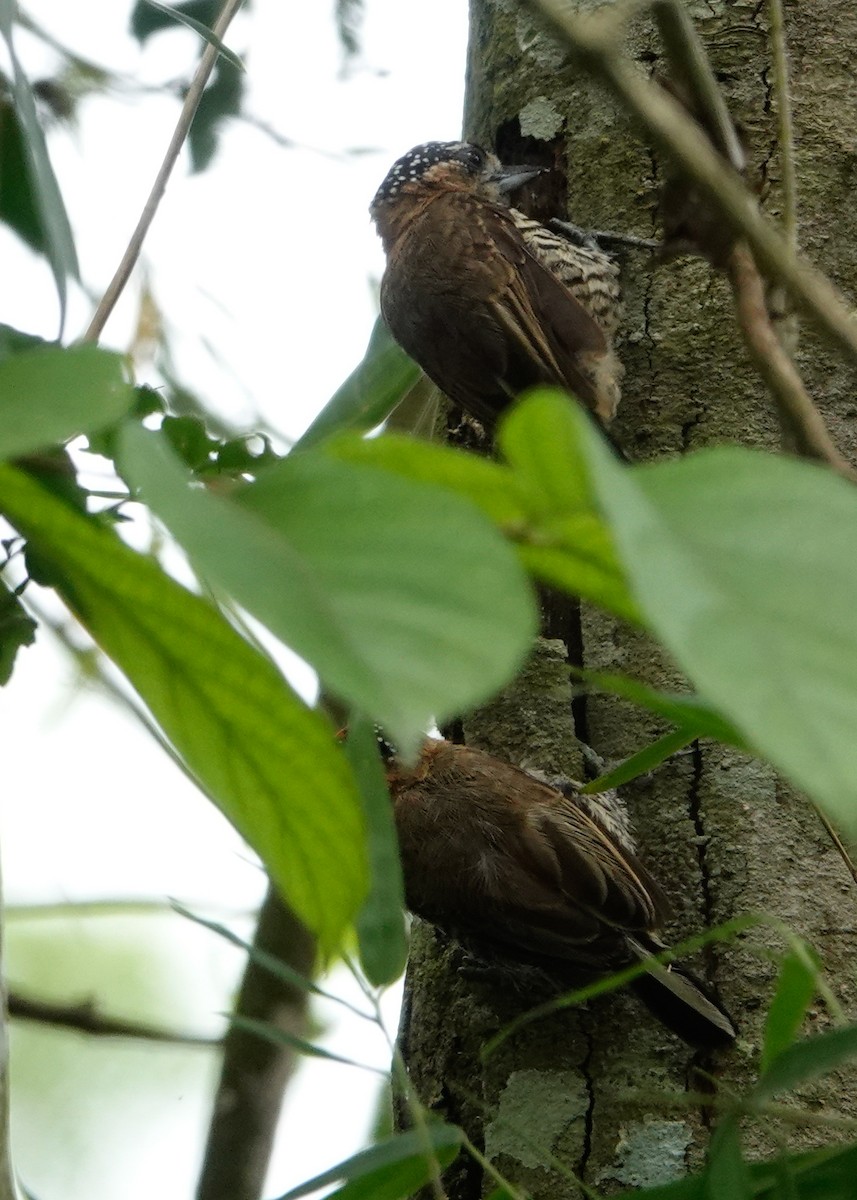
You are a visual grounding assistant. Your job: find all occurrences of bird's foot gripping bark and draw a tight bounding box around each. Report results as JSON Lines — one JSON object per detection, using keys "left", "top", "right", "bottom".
{"left": 548, "top": 218, "right": 660, "bottom": 255}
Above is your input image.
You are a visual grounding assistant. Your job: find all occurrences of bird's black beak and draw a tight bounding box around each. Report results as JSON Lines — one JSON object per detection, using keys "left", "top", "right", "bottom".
{"left": 492, "top": 165, "right": 544, "bottom": 193}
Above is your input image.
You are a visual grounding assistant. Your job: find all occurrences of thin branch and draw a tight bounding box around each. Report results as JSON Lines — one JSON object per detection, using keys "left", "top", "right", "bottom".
{"left": 82, "top": 0, "right": 246, "bottom": 343}
{"left": 652, "top": 0, "right": 746, "bottom": 171}
{"left": 811, "top": 805, "right": 857, "bottom": 889}
{"left": 768, "top": 0, "right": 798, "bottom": 253}
{"left": 527, "top": 0, "right": 857, "bottom": 374}
{"left": 725, "top": 241, "right": 857, "bottom": 480}
{"left": 6, "top": 899, "right": 178, "bottom": 920}
{"left": 8, "top": 992, "right": 219, "bottom": 1045}
{"left": 195, "top": 885, "right": 316, "bottom": 1200}
{"left": 6, "top": 898, "right": 251, "bottom": 921}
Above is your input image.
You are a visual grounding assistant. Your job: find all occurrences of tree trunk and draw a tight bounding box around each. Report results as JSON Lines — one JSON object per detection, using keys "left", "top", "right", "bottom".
{"left": 397, "top": 2, "right": 857, "bottom": 1196}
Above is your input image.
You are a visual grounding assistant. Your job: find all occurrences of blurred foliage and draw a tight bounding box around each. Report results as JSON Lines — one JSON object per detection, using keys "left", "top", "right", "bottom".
{"left": 0, "top": 88, "right": 45, "bottom": 253}
{"left": 188, "top": 55, "right": 243, "bottom": 171}
{"left": 0, "top": 575, "right": 35, "bottom": 684}
{"left": 334, "top": 0, "right": 364, "bottom": 69}
{"left": 130, "top": 0, "right": 248, "bottom": 170}
{"left": 0, "top": 12, "right": 78, "bottom": 327}
{"left": 130, "top": 0, "right": 230, "bottom": 41}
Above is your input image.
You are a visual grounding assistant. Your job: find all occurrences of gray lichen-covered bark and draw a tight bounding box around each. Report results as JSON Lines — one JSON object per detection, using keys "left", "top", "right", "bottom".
{"left": 397, "top": 1, "right": 857, "bottom": 1196}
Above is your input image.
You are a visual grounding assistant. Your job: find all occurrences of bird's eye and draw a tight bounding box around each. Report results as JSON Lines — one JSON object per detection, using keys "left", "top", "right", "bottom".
{"left": 462, "top": 147, "right": 484, "bottom": 171}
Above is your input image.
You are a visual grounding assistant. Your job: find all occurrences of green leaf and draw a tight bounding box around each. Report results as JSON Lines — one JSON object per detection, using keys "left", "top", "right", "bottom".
{"left": 174, "top": 903, "right": 373, "bottom": 1018}
{"left": 0, "top": 3, "right": 78, "bottom": 326}
{"left": 565, "top": 398, "right": 857, "bottom": 833}
{"left": 293, "top": 319, "right": 421, "bottom": 452}
{"left": 0, "top": 344, "right": 132, "bottom": 459}
{"left": 334, "top": 0, "right": 363, "bottom": 65}
{"left": 755, "top": 1024, "right": 857, "bottom": 1102}
{"left": 764, "top": 1157, "right": 800, "bottom": 1200}
{"left": 120, "top": 424, "right": 536, "bottom": 754}
{"left": 761, "top": 944, "right": 821, "bottom": 1071}
{"left": 328, "top": 416, "right": 638, "bottom": 621}
{"left": 0, "top": 98, "right": 44, "bottom": 252}
{"left": 189, "top": 57, "right": 244, "bottom": 173}
{"left": 230, "top": 1015, "right": 382, "bottom": 1074}
{"left": 0, "top": 464, "right": 366, "bottom": 949}
{"left": 571, "top": 666, "right": 749, "bottom": 795}
{"left": 0, "top": 576, "right": 36, "bottom": 685}
{"left": 345, "top": 715, "right": 408, "bottom": 986}
{"left": 325, "top": 1158, "right": 446, "bottom": 1200}
{"left": 754, "top": 1142, "right": 857, "bottom": 1200}
{"left": 160, "top": 413, "right": 217, "bottom": 470}
{"left": 499, "top": 388, "right": 598, "bottom": 511}
{"left": 571, "top": 669, "right": 747, "bottom": 746}
{"left": 494, "top": 393, "right": 635, "bottom": 621}
{"left": 0, "top": 323, "right": 47, "bottom": 362}
{"left": 706, "top": 1119, "right": 751, "bottom": 1200}
{"left": 273, "top": 1126, "right": 463, "bottom": 1200}
{"left": 135, "top": 0, "right": 245, "bottom": 69}
{"left": 215, "top": 433, "right": 278, "bottom": 475}
{"left": 128, "top": 0, "right": 245, "bottom": 171}
{"left": 581, "top": 728, "right": 695, "bottom": 794}
{"left": 328, "top": 430, "right": 530, "bottom": 528}
{"left": 131, "top": 0, "right": 219, "bottom": 41}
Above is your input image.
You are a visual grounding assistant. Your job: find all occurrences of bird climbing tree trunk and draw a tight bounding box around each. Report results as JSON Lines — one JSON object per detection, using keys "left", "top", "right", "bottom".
{"left": 397, "top": 2, "right": 857, "bottom": 1195}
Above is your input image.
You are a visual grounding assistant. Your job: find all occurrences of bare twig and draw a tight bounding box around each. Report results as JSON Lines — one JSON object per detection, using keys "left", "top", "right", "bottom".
{"left": 82, "top": 0, "right": 246, "bottom": 343}
{"left": 768, "top": 0, "right": 798, "bottom": 253}
{"left": 526, "top": 0, "right": 857, "bottom": 374}
{"left": 726, "top": 241, "right": 857, "bottom": 481}
{"left": 6, "top": 899, "right": 182, "bottom": 920}
{"left": 8, "top": 992, "right": 219, "bottom": 1045}
{"left": 811, "top": 805, "right": 857, "bottom": 889}
{"left": 195, "top": 885, "right": 316, "bottom": 1200}
{"left": 652, "top": 0, "right": 746, "bottom": 171}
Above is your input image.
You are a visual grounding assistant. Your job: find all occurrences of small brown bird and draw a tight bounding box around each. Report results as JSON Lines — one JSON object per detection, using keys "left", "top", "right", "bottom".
{"left": 386, "top": 737, "right": 735, "bottom": 1048}
{"left": 370, "top": 141, "right": 623, "bottom": 429}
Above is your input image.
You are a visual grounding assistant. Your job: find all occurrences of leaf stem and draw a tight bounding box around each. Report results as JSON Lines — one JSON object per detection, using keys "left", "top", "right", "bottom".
{"left": 83, "top": 0, "right": 246, "bottom": 344}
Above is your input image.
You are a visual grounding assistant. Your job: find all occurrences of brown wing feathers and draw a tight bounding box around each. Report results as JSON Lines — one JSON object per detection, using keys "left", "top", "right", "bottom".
{"left": 378, "top": 192, "right": 618, "bottom": 426}
{"left": 388, "top": 739, "right": 736, "bottom": 1046}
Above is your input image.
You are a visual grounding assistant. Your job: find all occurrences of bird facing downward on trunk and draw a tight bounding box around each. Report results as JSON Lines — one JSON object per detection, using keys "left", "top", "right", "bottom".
{"left": 385, "top": 736, "right": 735, "bottom": 1049}
{"left": 370, "top": 140, "right": 623, "bottom": 430}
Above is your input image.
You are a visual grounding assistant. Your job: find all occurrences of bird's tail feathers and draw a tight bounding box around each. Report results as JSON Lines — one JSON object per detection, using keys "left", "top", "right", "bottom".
{"left": 627, "top": 936, "right": 736, "bottom": 1049}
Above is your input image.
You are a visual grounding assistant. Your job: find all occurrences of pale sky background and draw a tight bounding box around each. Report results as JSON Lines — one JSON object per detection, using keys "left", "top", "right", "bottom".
{"left": 0, "top": 2, "right": 468, "bottom": 1197}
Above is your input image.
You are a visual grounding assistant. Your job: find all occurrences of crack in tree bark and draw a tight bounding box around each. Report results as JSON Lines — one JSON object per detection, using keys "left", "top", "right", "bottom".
{"left": 686, "top": 741, "right": 716, "bottom": 968}
{"left": 576, "top": 1010, "right": 596, "bottom": 1186}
